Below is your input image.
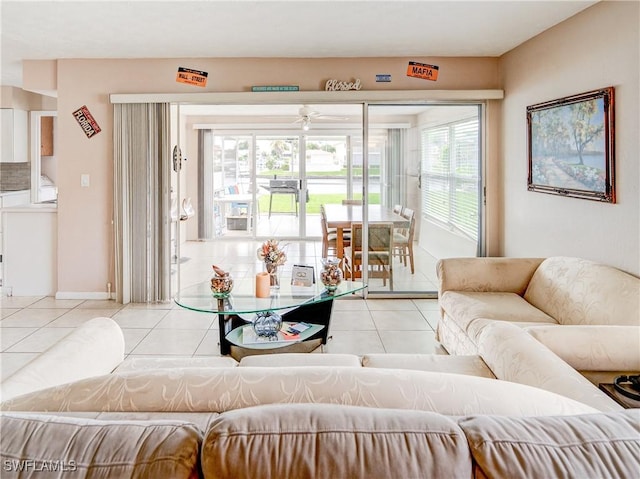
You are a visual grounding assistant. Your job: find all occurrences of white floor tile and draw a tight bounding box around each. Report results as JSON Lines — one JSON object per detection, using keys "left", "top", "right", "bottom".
{"left": 0, "top": 308, "right": 66, "bottom": 328}
{"left": 413, "top": 299, "right": 440, "bottom": 311}
{"left": 0, "top": 309, "right": 19, "bottom": 320}
{"left": 28, "top": 297, "right": 84, "bottom": 309}
{"left": 156, "top": 310, "right": 215, "bottom": 329}
{"left": 0, "top": 296, "right": 43, "bottom": 309}
{"left": 323, "top": 330, "right": 385, "bottom": 355}
{"left": 112, "top": 309, "right": 169, "bottom": 329}
{"left": 366, "top": 299, "right": 418, "bottom": 311}
{"left": 379, "top": 330, "right": 438, "bottom": 354}
{"left": 121, "top": 329, "right": 152, "bottom": 354}
{"left": 76, "top": 300, "right": 124, "bottom": 310}
{"left": 371, "top": 310, "right": 430, "bottom": 330}
{"left": 1, "top": 352, "right": 39, "bottom": 377}
{"left": 332, "top": 297, "right": 369, "bottom": 311}
{"left": 131, "top": 329, "right": 207, "bottom": 356}
{"left": 47, "top": 309, "right": 119, "bottom": 328}
{"left": 6, "top": 328, "right": 74, "bottom": 353}
{"left": 193, "top": 330, "right": 223, "bottom": 356}
{"left": 329, "top": 310, "right": 376, "bottom": 331}
{"left": 420, "top": 310, "right": 440, "bottom": 330}
{"left": 1, "top": 328, "right": 38, "bottom": 351}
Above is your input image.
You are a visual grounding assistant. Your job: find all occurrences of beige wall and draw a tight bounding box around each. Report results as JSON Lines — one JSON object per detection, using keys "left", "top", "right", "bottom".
{"left": 21, "top": 0, "right": 639, "bottom": 297}
{"left": 45, "top": 56, "right": 500, "bottom": 296}
{"left": 499, "top": 1, "right": 639, "bottom": 275}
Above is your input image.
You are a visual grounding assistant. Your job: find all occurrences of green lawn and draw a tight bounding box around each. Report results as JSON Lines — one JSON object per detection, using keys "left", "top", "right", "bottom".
{"left": 257, "top": 166, "right": 379, "bottom": 178}
{"left": 259, "top": 193, "right": 380, "bottom": 214}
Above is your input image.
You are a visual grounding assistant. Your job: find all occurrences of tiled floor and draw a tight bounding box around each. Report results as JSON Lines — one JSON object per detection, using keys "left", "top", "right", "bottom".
{"left": 0, "top": 295, "right": 440, "bottom": 379}
{"left": 0, "top": 239, "right": 441, "bottom": 381}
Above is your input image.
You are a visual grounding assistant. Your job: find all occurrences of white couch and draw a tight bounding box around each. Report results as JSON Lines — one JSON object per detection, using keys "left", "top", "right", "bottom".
{"left": 436, "top": 256, "right": 640, "bottom": 387}
{"left": 1, "top": 316, "right": 638, "bottom": 478}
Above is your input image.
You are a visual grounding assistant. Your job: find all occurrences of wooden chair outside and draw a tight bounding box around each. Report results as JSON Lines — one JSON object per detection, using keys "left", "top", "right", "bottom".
{"left": 393, "top": 208, "right": 416, "bottom": 274}
{"left": 343, "top": 222, "right": 394, "bottom": 290}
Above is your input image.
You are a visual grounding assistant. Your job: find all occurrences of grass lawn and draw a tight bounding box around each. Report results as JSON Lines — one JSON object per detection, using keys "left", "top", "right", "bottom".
{"left": 258, "top": 193, "right": 380, "bottom": 214}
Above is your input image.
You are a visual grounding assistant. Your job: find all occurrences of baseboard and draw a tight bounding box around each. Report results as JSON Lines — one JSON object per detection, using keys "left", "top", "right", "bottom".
{"left": 55, "top": 291, "right": 113, "bottom": 300}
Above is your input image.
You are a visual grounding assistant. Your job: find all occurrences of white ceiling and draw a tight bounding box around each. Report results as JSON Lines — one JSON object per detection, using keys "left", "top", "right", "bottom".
{"left": 1, "top": 0, "right": 598, "bottom": 89}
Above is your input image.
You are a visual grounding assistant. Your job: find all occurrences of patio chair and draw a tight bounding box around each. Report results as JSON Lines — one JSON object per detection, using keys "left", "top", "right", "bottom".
{"left": 343, "top": 222, "right": 394, "bottom": 290}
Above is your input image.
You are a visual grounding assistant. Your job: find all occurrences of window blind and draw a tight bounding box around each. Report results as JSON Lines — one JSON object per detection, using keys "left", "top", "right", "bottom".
{"left": 421, "top": 118, "right": 479, "bottom": 240}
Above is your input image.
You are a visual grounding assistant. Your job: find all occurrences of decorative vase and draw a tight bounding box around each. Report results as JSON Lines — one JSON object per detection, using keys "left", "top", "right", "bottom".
{"left": 320, "top": 257, "right": 343, "bottom": 293}
{"left": 253, "top": 311, "right": 282, "bottom": 340}
{"left": 265, "top": 261, "right": 280, "bottom": 289}
{"left": 210, "top": 272, "right": 233, "bottom": 298}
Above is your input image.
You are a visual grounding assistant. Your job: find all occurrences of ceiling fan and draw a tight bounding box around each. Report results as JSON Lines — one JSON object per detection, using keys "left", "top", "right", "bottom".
{"left": 291, "top": 105, "right": 349, "bottom": 130}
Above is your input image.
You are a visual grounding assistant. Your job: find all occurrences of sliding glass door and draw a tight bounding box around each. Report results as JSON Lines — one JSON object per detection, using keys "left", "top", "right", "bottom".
{"left": 174, "top": 102, "right": 484, "bottom": 298}
{"left": 363, "top": 104, "right": 483, "bottom": 295}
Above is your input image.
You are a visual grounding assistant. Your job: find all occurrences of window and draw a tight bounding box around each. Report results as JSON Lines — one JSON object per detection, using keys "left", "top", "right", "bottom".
{"left": 421, "top": 117, "right": 480, "bottom": 240}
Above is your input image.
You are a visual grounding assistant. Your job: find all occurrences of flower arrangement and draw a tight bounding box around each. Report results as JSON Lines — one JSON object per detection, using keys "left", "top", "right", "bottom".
{"left": 257, "top": 239, "right": 287, "bottom": 266}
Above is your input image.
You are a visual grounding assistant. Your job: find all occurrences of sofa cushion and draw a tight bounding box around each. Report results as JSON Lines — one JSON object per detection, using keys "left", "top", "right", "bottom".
{"left": 114, "top": 356, "right": 238, "bottom": 372}
{"left": 239, "top": 353, "right": 362, "bottom": 367}
{"left": 437, "top": 257, "right": 544, "bottom": 296}
{"left": 459, "top": 410, "right": 640, "bottom": 479}
{"left": 477, "top": 321, "right": 622, "bottom": 412}
{"left": 202, "top": 403, "right": 471, "bottom": 479}
{"left": 525, "top": 325, "right": 640, "bottom": 371}
{"left": 362, "top": 354, "right": 495, "bottom": 378}
{"left": 0, "top": 413, "right": 202, "bottom": 479}
{"left": 524, "top": 256, "right": 640, "bottom": 326}
{"left": 439, "top": 291, "right": 557, "bottom": 334}
{"left": 0, "top": 367, "right": 598, "bottom": 416}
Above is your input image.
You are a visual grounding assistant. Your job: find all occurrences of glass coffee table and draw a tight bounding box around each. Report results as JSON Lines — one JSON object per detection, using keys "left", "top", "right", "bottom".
{"left": 174, "top": 280, "right": 366, "bottom": 357}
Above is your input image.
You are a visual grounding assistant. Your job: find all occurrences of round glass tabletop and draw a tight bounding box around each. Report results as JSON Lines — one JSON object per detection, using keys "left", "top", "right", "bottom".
{"left": 174, "top": 280, "right": 366, "bottom": 315}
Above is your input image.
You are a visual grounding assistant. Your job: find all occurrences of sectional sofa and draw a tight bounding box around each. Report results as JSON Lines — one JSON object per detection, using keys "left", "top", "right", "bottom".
{"left": 436, "top": 256, "right": 640, "bottom": 387}
{"left": 2, "top": 312, "right": 639, "bottom": 478}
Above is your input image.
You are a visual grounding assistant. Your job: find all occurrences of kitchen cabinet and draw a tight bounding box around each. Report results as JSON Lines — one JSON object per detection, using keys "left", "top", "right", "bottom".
{"left": 41, "top": 116, "right": 54, "bottom": 156}
{"left": 1, "top": 205, "right": 57, "bottom": 295}
{"left": 1, "top": 109, "right": 28, "bottom": 163}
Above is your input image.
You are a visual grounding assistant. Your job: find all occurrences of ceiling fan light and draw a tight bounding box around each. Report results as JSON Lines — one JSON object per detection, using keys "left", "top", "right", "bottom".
{"left": 302, "top": 117, "right": 311, "bottom": 130}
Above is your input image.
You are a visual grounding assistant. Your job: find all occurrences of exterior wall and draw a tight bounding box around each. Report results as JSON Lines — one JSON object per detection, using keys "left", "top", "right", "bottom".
{"left": 45, "top": 57, "right": 500, "bottom": 296}
{"left": 499, "top": 1, "right": 639, "bottom": 275}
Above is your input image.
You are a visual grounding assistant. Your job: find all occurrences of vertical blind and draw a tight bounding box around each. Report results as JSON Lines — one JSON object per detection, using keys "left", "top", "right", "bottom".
{"left": 421, "top": 117, "right": 480, "bottom": 240}
{"left": 113, "top": 103, "right": 171, "bottom": 303}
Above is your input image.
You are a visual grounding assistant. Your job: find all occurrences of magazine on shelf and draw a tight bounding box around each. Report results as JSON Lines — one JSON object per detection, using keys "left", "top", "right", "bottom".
{"left": 242, "top": 322, "right": 312, "bottom": 345}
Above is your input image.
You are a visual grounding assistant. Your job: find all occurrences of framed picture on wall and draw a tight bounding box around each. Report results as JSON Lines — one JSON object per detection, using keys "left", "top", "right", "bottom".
{"left": 527, "top": 87, "right": 615, "bottom": 203}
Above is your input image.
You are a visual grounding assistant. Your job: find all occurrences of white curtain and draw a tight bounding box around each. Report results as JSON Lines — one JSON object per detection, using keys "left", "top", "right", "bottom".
{"left": 113, "top": 103, "right": 171, "bottom": 303}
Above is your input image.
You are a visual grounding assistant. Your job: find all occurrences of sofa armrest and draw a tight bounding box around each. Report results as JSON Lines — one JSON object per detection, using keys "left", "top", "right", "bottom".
{"left": 0, "top": 317, "right": 125, "bottom": 401}
{"left": 436, "top": 257, "right": 544, "bottom": 297}
{"left": 525, "top": 325, "right": 640, "bottom": 372}
{"left": 476, "top": 321, "right": 622, "bottom": 412}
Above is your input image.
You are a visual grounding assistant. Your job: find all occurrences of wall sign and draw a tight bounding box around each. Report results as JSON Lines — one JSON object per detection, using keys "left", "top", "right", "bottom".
{"left": 176, "top": 67, "right": 208, "bottom": 87}
{"left": 325, "top": 79, "right": 362, "bottom": 91}
{"left": 72, "top": 105, "right": 101, "bottom": 139}
{"left": 375, "top": 74, "right": 392, "bottom": 82}
{"left": 251, "top": 85, "right": 300, "bottom": 92}
{"left": 406, "top": 61, "right": 439, "bottom": 81}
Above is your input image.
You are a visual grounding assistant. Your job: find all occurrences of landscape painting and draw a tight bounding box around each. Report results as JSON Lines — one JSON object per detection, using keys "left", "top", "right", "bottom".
{"left": 527, "top": 87, "right": 615, "bottom": 202}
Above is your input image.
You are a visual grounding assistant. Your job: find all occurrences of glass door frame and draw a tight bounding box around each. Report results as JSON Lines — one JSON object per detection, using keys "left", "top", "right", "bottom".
{"left": 161, "top": 94, "right": 495, "bottom": 299}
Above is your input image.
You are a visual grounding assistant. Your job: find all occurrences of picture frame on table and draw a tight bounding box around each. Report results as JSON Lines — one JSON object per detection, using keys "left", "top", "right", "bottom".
{"left": 291, "top": 264, "right": 315, "bottom": 287}
{"left": 527, "top": 87, "right": 615, "bottom": 203}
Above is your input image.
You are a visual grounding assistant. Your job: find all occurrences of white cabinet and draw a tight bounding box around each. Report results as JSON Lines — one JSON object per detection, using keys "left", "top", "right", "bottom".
{"left": 1, "top": 207, "right": 57, "bottom": 296}
{"left": 1, "top": 109, "right": 28, "bottom": 163}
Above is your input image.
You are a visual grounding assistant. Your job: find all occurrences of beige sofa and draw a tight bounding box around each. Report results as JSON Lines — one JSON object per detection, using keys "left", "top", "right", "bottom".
{"left": 1, "top": 317, "right": 638, "bottom": 478}
{"left": 436, "top": 256, "right": 640, "bottom": 386}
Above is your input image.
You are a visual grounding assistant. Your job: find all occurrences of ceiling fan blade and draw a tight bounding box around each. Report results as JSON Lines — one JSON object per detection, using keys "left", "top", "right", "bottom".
{"left": 315, "top": 114, "right": 349, "bottom": 121}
